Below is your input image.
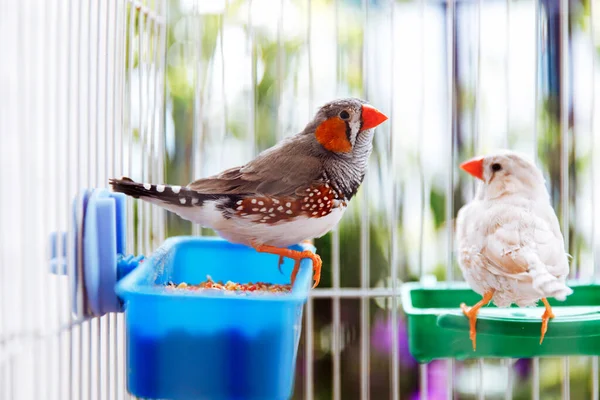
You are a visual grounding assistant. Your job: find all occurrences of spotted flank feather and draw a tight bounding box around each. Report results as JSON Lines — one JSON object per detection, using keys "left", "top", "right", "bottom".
{"left": 108, "top": 177, "right": 213, "bottom": 207}
{"left": 110, "top": 177, "right": 348, "bottom": 226}
{"left": 221, "top": 183, "right": 346, "bottom": 224}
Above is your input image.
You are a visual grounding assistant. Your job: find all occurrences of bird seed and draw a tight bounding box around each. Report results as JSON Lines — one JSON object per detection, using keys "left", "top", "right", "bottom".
{"left": 165, "top": 275, "right": 292, "bottom": 294}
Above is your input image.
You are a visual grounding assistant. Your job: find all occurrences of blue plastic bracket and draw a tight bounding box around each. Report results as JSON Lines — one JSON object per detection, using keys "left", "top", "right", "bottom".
{"left": 49, "top": 188, "right": 144, "bottom": 316}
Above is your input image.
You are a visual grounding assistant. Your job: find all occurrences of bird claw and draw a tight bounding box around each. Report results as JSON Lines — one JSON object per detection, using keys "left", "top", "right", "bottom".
{"left": 253, "top": 243, "right": 322, "bottom": 289}
{"left": 460, "top": 304, "right": 479, "bottom": 350}
{"left": 540, "top": 298, "right": 555, "bottom": 345}
{"left": 277, "top": 256, "right": 285, "bottom": 274}
{"left": 290, "top": 250, "right": 322, "bottom": 289}
{"left": 540, "top": 313, "right": 551, "bottom": 345}
{"left": 311, "top": 253, "right": 322, "bottom": 288}
{"left": 460, "top": 302, "right": 471, "bottom": 316}
{"left": 459, "top": 291, "right": 494, "bottom": 352}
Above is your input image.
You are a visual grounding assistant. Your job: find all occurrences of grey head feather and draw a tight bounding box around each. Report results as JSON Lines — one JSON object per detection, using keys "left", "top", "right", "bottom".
{"left": 187, "top": 97, "right": 375, "bottom": 200}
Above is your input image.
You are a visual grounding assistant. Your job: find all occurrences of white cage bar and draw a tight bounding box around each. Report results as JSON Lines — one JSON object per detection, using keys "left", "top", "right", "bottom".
{"left": 0, "top": 0, "right": 599, "bottom": 399}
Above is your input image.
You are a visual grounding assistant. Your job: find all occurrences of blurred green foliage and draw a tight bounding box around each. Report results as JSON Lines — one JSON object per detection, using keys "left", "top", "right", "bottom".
{"left": 136, "top": 0, "right": 600, "bottom": 398}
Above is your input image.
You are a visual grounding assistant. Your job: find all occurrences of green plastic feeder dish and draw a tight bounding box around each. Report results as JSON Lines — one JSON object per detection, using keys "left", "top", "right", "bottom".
{"left": 401, "top": 281, "right": 600, "bottom": 362}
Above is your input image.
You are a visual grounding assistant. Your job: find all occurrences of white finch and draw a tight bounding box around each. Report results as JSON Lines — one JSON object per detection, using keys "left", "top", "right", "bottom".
{"left": 456, "top": 150, "right": 573, "bottom": 350}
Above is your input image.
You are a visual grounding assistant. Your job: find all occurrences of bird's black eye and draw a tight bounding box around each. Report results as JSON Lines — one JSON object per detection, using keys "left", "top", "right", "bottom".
{"left": 339, "top": 110, "right": 350, "bottom": 120}
{"left": 491, "top": 163, "right": 502, "bottom": 172}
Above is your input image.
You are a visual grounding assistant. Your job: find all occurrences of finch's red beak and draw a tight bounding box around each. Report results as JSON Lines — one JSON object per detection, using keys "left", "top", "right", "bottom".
{"left": 360, "top": 104, "right": 388, "bottom": 131}
{"left": 460, "top": 157, "right": 484, "bottom": 180}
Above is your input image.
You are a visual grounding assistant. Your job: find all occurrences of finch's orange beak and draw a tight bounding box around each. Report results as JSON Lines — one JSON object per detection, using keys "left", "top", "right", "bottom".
{"left": 360, "top": 104, "right": 388, "bottom": 131}
{"left": 460, "top": 157, "right": 484, "bottom": 180}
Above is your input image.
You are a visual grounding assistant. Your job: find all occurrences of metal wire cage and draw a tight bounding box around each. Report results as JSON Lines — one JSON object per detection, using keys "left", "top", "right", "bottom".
{"left": 1, "top": 0, "right": 599, "bottom": 399}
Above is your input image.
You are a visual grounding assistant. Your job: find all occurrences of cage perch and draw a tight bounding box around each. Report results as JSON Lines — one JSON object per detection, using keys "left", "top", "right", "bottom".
{"left": 401, "top": 281, "right": 600, "bottom": 363}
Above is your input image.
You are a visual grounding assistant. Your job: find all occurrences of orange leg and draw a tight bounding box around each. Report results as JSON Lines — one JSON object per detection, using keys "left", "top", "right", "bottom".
{"left": 460, "top": 291, "right": 494, "bottom": 351}
{"left": 253, "top": 244, "right": 322, "bottom": 288}
{"left": 540, "top": 298, "right": 555, "bottom": 345}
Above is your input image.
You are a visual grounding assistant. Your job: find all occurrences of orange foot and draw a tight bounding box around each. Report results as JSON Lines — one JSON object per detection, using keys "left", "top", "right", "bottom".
{"left": 540, "top": 298, "right": 555, "bottom": 345}
{"left": 277, "top": 240, "right": 313, "bottom": 274}
{"left": 253, "top": 243, "right": 322, "bottom": 288}
{"left": 460, "top": 291, "right": 494, "bottom": 351}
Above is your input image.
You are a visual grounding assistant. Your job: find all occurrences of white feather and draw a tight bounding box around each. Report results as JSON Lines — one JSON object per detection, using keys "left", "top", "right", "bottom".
{"left": 149, "top": 197, "right": 347, "bottom": 248}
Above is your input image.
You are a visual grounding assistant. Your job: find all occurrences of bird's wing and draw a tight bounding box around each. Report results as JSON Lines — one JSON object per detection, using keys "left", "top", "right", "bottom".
{"left": 532, "top": 203, "right": 570, "bottom": 278}
{"left": 187, "top": 138, "right": 325, "bottom": 197}
{"left": 480, "top": 219, "right": 530, "bottom": 280}
{"left": 480, "top": 207, "right": 569, "bottom": 280}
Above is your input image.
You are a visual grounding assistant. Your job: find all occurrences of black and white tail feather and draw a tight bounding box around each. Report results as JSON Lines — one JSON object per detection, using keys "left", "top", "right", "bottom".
{"left": 109, "top": 177, "right": 220, "bottom": 210}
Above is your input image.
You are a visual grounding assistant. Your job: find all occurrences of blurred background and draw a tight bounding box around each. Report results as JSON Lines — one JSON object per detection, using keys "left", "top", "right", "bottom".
{"left": 1, "top": 0, "right": 600, "bottom": 398}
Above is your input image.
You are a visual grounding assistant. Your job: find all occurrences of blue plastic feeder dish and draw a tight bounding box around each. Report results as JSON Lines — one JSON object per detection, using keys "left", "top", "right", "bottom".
{"left": 49, "top": 188, "right": 313, "bottom": 399}
{"left": 115, "top": 236, "right": 313, "bottom": 400}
